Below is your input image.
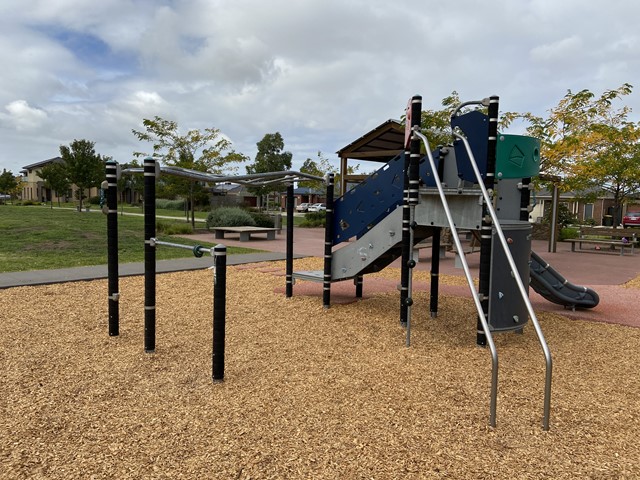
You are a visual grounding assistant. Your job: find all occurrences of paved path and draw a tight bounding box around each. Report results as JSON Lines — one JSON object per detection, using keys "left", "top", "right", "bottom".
{"left": 2, "top": 226, "right": 639, "bottom": 328}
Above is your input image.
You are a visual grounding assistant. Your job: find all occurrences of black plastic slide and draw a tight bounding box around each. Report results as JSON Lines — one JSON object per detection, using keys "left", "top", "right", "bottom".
{"left": 529, "top": 251, "right": 599, "bottom": 309}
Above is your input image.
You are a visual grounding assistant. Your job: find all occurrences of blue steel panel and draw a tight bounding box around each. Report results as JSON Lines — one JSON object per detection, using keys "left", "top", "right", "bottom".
{"left": 332, "top": 153, "right": 405, "bottom": 245}
{"left": 332, "top": 150, "right": 443, "bottom": 245}
{"left": 451, "top": 110, "right": 489, "bottom": 183}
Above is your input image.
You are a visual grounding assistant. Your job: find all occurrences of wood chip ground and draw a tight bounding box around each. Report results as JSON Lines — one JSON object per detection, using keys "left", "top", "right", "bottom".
{"left": 1, "top": 257, "right": 639, "bottom": 478}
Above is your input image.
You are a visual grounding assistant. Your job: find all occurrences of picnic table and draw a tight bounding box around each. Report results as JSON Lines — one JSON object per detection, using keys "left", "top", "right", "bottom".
{"left": 212, "top": 226, "right": 279, "bottom": 242}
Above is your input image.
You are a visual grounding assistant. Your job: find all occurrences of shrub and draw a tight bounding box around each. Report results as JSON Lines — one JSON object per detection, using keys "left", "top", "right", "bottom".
{"left": 299, "top": 211, "right": 325, "bottom": 228}
{"left": 88, "top": 195, "right": 101, "bottom": 205}
{"left": 249, "top": 211, "right": 275, "bottom": 228}
{"left": 157, "top": 220, "right": 194, "bottom": 235}
{"left": 559, "top": 227, "right": 579, "bottom": 241}
{"left": 206, "top": 207, "right": 256, "bottom": 229}
{"left": 156, "top": 198, "right": 185, "bottom": 210}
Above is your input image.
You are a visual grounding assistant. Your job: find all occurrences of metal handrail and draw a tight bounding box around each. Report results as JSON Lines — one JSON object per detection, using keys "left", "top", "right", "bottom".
{"left": 452, "top": 131, "right": 553, "bottom": 431}
{"left": 412, "top": 128, "right": 499, "bottom": 428}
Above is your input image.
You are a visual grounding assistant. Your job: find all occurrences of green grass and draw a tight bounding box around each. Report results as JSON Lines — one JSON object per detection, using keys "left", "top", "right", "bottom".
{"left": 0, "top": 205, "right": 261, "bottom": 272}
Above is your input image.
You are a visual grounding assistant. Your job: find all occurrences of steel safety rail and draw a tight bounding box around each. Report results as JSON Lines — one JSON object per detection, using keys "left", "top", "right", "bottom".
{"left": 452, "top": 130, "right": 553, "bottom": 431}
{"left": 412, "top": 128, "right": 499, "bottom": 428}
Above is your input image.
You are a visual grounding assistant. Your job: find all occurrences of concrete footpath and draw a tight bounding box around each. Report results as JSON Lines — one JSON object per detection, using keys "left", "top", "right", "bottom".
{"left": 1, "top": 227, "right": 639, "bottom": 328}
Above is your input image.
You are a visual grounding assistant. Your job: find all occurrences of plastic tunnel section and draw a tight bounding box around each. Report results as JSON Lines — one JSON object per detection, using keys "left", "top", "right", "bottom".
{"left": 530, "top": 251, "right": 599, "bottom": 309}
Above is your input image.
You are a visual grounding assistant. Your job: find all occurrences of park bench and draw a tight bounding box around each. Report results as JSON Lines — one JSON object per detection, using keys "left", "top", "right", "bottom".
{"left": 564, "top": 226, "right": 636, "bottom": 255}
{"left": 212, "top": 226, "right": 279, "bottom": 242}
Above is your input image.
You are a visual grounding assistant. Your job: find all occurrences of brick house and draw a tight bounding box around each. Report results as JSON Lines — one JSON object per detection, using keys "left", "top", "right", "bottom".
{"left": 21, "top": 157, "right": 99, "bottom": 204}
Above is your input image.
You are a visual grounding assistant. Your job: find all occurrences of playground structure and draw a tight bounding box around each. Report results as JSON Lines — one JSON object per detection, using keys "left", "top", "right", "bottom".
{"left": 103, "top": 94, "right": 603, "bottom": 430}
{"left": 104, "top": 159, "right": 324, "bottom": 380}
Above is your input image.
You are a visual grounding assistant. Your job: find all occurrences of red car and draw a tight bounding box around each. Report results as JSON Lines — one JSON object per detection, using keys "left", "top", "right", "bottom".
{"left": 622, "top": 211, "right": 640, "bottom": 228}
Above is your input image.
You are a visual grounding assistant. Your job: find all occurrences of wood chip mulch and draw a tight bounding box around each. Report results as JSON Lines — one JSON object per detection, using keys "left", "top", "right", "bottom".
{"left": 1, "top": 257, "right": 639, "bottom": 479}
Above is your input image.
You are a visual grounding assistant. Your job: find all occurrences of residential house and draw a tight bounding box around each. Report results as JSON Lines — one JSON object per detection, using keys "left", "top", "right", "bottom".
{"left": 530, "top": 188, "right": 638, "bottom": 226}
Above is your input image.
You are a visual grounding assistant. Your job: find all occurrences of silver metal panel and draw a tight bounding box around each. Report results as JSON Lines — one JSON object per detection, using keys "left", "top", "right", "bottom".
{"left": 414, "top": 189, "right": 484, "bottom": 230}
{"left": 495, "top": 178, "right": 524, "bottom": 221}
{"left": 331, "top": 206, "right": 404, "bottom": 280}
{"left": 488, "top": 221, "right": 532, "bottom": 332}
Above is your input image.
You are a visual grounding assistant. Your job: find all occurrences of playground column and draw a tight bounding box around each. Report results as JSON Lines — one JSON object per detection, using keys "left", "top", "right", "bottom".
{"left": 519, "top": 178, "right": 532, "bottom": 222}
{"left": 143, "top": 157, "right": 156, "bottom": 353}
{"left": 477, "top": 96, "right": 499, "bottom": 346}
{"left": 212, "top": 245, "right": 227, "bottom": 382}
{"left": 406, "top": 95, "right": 422, "bottom": 345}
{"left": 322, "top": 173, "right": 335, "bottom": 308}
{"left": 285, "top": 183, "right": 294, "bottom": 298}
{"left": 401, "top": 95, "right": 422, "bottom": 326}
{"left": 106, "top": 161, "right": 119, "bottom": 336}
{"left": 429, "top": 147, "right": 447, "bottom": 318}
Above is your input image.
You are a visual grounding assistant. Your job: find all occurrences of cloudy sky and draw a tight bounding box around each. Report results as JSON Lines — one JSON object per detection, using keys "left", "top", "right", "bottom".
{"left": 1, "top": 0, "right": 639, "bottom": 175}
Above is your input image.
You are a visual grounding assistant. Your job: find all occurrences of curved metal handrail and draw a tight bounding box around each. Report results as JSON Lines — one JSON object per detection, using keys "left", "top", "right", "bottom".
{"left": 452, "top": 131, "right": 553, "bottom": 431}
{"left": 412, "top": 128, "right": 499, "bottom": 428}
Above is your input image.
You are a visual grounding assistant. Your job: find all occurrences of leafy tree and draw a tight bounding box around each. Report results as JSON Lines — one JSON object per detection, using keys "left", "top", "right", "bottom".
{"left": 299, "top": 151, "right": 357, "bottom": 196}
{"left": 60, "top": 139, "right": 105, "bottom": 210}
{"left": 502, "top": 83, "right": 640, "bottom": 226}
{"left": 245, "top": 132, "right": 293, "bottom": 209}
{"left": 132, "top": 116, "right": 247, "bottom": 174}
{"left": 0, "top": 169, "right": 20, "bottom": 200}
{"left": 39, "top": 162, "right": 70, "bottom": 208}
{"left": 417, "top": 91, "right": 464, "bottom": 147}
{"left": 299, "top": 151, "right": 334, "bottom": 191}
{"left": 118, "top": 159, "right": 143, "bottom": 206}
{"left": 132, "top": 116, "right": 248, "bottom": 221}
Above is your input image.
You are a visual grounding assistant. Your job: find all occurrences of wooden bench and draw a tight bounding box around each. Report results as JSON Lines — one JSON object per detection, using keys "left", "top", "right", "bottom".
{"left": 212, "top": 226, "right": 279, "bottom": 242}
{"left": 564, "top": 227, "right": 636, "bottom": 255}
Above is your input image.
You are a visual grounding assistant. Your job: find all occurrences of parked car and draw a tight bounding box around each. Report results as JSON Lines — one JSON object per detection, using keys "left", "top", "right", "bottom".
{"left": 296, "top": 203, "right": 311, "bottom": 212}
{"left": 622, "top": 212, "right": 640, "bottom": 228}
{"left": 307, "top": 203, "right": 326, "bottom": 212}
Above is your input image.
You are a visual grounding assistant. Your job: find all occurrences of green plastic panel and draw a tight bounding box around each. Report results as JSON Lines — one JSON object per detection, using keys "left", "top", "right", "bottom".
{"left": 496, "top": 134, "right": 540, "bottom": 179}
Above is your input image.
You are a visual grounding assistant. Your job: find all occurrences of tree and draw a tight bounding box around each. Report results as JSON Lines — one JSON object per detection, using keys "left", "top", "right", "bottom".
{"left": 503, "top": 83, "right": 640, "bottom": 226}
{"left": 132, "top": 116, "right": 247, "bottom": 174}
{"left": 299, "top": 151, "right": 334, "bottom": 191}
{"left": 39, "top": 162, "right": 70, "bottom": 208}
{"left": 417, "top": 91, "right": 465, "bottom": 148}
{"left": 245, "top": 132, "right": 293, "bottom": 209}
{"left": 60, "top": 139, "right": 105, "bottom": 210}
{"left": 132, "top": 116, "right": 248, "bottom": 221}
{"left": 0, "top": 169, "right": 18, "bottom": 197}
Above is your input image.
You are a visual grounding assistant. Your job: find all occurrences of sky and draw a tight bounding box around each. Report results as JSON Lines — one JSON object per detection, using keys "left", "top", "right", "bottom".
{"left": 1, "top": 0, "right": 639, "bottom": 176}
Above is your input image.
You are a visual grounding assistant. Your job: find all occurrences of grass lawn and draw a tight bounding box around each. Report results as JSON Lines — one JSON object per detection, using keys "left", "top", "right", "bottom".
{"left": 0, "top": 205, "right": 261, "bottom": 272}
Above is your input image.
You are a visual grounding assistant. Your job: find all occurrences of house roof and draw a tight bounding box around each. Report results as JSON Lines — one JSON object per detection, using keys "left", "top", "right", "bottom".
{"left": 294, "top": 187, "right": 324, "bottom": 195}
{"left": 21, "top": 157, "right": 63, "bottom": 173}
{"left": 336, "top": 119, "right": 405, "bottom": 163}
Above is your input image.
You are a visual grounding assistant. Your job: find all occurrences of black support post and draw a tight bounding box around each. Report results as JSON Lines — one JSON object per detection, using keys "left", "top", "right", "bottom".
{"left": 429, "top": 147, "right": 446, "bottom": 318}
{"left": 143, "top": 157, "right": 156, "bottom": 353}
{"left": 400, "top": 148, "right": 410, "bottom": 325}
{"left": 401, "top": 95, "right": 422, "bottom": 325}
{"left": 477, "top": 96, "right": 499, "bottom": 346}
{"left": 106, "top": 161, "right": 119, "bottom": 336}
{"left": 322, "top": 174, "right": 335, "bottom": 308}
{"left": 520, "top": 178, "right": 531, "bottom": 222}
{"left": 286, "top": 183, "right": 294, "bottom": 298}
{"left": 212, "top": 244, "right": 227, "bottom": 382}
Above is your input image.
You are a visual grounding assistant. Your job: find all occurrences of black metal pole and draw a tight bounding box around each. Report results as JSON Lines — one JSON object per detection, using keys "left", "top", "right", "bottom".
{"left": 286, "top": 183, "right": 294, "bottom": 298}
{"left": 355, "top": 275, "right": 363, "bottom": 298}
{"left": 106, "top": 161, "right": 119, "bottom": 336}
{"left": 212, "top": 244, "right": 227, "bottom": 382}
{"left": 144, "top": 157, "right": 156, "bottom": 353}
{"left": 322, "top": 174, "right": 335, "bottom": 308}
{"left": 406, "top": 95, "right": 422, "bottom": 344}
{"left": 429, "top": 147, "right": 446, "bottom": 318}
{"left": 400, "top": 147, "right": 410, "bottom": 326}
{"left": 477, "top": 96, "right": 499, "bottom": 346}
{"left": 520, "top": 178, "right": 531, "bottom": 222}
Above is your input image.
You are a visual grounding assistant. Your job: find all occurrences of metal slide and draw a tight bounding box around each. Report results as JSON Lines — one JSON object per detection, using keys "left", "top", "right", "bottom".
{"left": 530, "top": 251, "right": 600, "bottom": 309}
